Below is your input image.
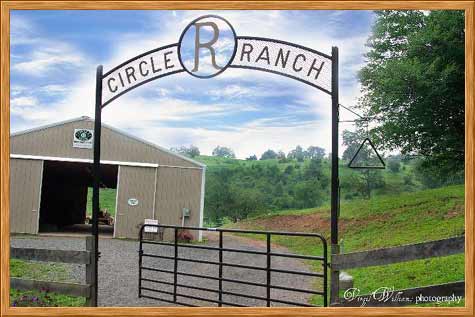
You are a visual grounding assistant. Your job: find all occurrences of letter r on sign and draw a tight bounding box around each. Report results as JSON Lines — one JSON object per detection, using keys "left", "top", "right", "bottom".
{"left": 192, "top": 22, "right": 222, "bottom": 72}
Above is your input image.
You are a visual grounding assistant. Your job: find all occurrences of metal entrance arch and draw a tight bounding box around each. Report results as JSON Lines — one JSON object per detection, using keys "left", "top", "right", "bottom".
{"left": 92, "top": 14, "right": 340, "bottom": 306}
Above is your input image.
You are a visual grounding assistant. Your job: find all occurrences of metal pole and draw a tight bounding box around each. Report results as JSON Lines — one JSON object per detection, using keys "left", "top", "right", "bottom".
{"left": 330, "top": 46, "right": 340, "bottom": 305}
{"left": 173, "top": 228, "right": 178, "bottom": 303}
{"left": 218, "top": 231, "right": 223, "bottom": 307}
{"left": 138, "top": 227, "right": 143, "bottom": 298}
{"left": 92, "top": 65, "right": 103, "bottom": 306}
{"left": 92, "top": 65, "right": 102, "bottom": 306}
{"left": 266, "top": 233, "right": 271, "bottom": 307}
{"left": 322, "top": 238, "right": 328, "bottom": 307}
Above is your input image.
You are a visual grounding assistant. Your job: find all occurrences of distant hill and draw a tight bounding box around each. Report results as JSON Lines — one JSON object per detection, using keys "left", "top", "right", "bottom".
{"left": 195, "top": 155, "right": 425, "bottom": 225}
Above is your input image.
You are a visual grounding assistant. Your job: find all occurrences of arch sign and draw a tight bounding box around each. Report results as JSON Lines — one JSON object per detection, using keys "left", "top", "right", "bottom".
{"left": 99, "top": 15, "right": 335, "bottom": 107}
{"left": 91, "top": 14, "right": 340, "bottom": 304}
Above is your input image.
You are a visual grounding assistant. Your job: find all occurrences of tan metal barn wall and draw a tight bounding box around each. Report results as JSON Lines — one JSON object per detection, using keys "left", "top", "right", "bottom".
{"left": 114, "top": 165, "right": 157, "bottom": 239}
{"left": 11, "top": 117, "right": 205, "bottom": 239}
{"left": 11, "top": 119, "right": 200, "bottom": 168}
{"left": 154, "top": 166, "right": 203, "bottom": 241}
{"left": 10, "top": 159, "right": 43, "bottom": 234}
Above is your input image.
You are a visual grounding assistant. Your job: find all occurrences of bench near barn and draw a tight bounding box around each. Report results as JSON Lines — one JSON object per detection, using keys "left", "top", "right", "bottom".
{"left": 10, "top": 236, "right": 96, "bottom": 306}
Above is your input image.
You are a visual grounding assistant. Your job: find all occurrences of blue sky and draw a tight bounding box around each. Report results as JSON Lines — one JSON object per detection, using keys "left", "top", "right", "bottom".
{"left": 10, "top": 10, "right": 375, "bottom": 159}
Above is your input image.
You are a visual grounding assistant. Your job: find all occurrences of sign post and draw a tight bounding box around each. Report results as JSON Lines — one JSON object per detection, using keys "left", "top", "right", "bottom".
{"left": 330, "top": 46, "right": 340, "bottom": 305}
{"left": 91, "top": 65, "right": 103, "bottom": 307}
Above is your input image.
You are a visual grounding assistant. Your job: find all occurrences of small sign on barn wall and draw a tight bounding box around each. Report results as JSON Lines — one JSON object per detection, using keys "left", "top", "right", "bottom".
{"left": 128, "top": 198, "right": 139, "bottom": 206}
{"left": 144, "top": 219, "right": 158, "bottom": 233}
{"left": 73, "top": 129, "right": 94, "bottom": 149}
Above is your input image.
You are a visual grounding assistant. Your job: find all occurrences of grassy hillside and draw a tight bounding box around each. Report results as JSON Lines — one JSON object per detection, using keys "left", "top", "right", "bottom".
{"left": 84, "top": 155, "right": 424, "bottom": 223}
{"left": 226, "top": 185, "right": 465, "bottom": 306}
{"left": 196, "top": 155, "right": 425, "bottom": 225}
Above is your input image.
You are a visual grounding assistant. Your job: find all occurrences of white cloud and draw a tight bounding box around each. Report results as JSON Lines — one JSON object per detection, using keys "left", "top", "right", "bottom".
{"left": 207, "top": 85, "right": 254, "bottom": 98}
{"left": 13, "top": 43, "right": 84, "bottom": 76}
{"left": 136, "top": 117, "right": 332, "bottom": 159}
{"left": 10, "top": 15, "right": 39, "bottom": 46}
{"left": 40, "top": 84, "right": 68, "bottom": 95}
{"left": 10, "top": 10, "right": 374, "bottom": 158}
{"left": 11, "top": 85, "right": 27, "bottom": 97}
{"left": 102, "top": 95, "right": 259, "bottom": 126}
{"left": 10, "top": 70, "right": 258, "bottom": 132}
{"left": 11, "top": 15, "right": 88, "bottom": 77}
{"left": 11, "top": 96, "right": 38, "bottom": 107}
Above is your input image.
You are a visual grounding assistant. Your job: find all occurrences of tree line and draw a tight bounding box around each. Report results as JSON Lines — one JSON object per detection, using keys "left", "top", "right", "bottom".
{"left": 171, "top": 144, "right": 327, "bottom": 162}
{"left": 201, "top": 148, "right": 461, "bottom": 226}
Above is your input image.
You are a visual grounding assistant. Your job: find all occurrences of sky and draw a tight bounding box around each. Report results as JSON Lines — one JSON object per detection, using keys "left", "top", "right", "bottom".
{"left": 10, "top": 10, "right": 375, "bottom": 159}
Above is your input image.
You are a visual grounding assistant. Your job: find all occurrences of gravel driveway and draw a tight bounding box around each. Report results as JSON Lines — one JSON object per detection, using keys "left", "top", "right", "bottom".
{"left": 11, "top": 232, "right": 323, "bottom": 307}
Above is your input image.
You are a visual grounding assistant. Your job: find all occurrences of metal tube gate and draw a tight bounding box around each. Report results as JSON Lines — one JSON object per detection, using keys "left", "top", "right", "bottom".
{"left": 138, "top": 224, "right": 328, "bottom": 307}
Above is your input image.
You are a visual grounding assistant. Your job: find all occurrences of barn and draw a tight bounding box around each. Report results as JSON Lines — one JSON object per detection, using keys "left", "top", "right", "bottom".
{"left": 10, "top": 116, "right": 205, "bottom": 240}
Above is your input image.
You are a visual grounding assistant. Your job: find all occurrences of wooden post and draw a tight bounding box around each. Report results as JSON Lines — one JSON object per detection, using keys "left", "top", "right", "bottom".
{"left": 85, "top": 236, "right": 97, "bottom": 306}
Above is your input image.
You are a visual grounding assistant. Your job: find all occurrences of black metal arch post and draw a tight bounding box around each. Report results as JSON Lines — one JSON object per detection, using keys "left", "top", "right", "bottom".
{"left": 330, "top": 46, "right": 340, "bottom": 305}
{"left": 91, "top": 65, "right": 103, "bottom": 306}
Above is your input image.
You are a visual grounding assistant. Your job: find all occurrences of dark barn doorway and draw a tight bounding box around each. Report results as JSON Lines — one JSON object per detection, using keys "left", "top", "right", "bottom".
{"left": 39, "top": 160, "right": 118, "bottom": 236}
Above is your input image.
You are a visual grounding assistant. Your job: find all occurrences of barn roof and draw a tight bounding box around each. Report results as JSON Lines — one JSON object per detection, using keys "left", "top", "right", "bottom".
{"left": 11, "top": 116, "right": 206, "bottom": 168}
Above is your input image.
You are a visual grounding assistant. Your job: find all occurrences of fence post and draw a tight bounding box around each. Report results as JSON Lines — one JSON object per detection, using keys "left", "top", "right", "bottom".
{"left": 218, "top": 231, "right": 223, "bottom": 307}
{"left": 85, "top": 236, "right": 97, "bottom": 306}
{"left": 173, "top": 228, "right": 178, "bottom": 303}
{"left": 266, "top": 233, "right": 271, "bottom": 307}
{"left": 323, "top": 239, "right": 328, "bottom": 307}
{"left": 138, "top": 227, "right": 143, "bottom": 298}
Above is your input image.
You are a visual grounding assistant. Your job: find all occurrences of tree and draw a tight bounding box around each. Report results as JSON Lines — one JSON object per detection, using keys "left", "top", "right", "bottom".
{"left": 277, "top": 151, "right": 290, "bottom": 163}
{"left": 387, "top": 159, "right": 401, "bottom": 173}
{"left": 288, "top": 145, "right": 306, "bottom": 162}
{"left": 414, "top": 158, "right": 464, "bottom": 189}
{"left": 170, "top": 145, "right": 200, "bottom": 158}
{"left": 358, "top": 10, "right": 465, "bottom": 173}
{"left": 293, "top": 180, "right": 325, "bottom": 208}
{"left": 342, "top": 129, "right": 376, "bottom": 164}
{"left": 284, "top": 165, "right": 294, "bottom": 175}
{"left": 246, "top": 154, "right": 257, "bottom": 161}
{"left": 307, "top": 146, "right": 325, "bottom": 160}
{"left": 227, "top": 187, "right": 266, "bottom": 222}
{"left": 342, "top": 129, "right": 385, "bottom": 198}
{"left": 260, "top": 149, "right": 278, "bottom": 160}
{"left": 212, "top": 146, "right": 235, "bottom": 158}
{"left": 204, "top": 168, "right": 234, "bottom": 221}
{"left": 360, "top": 170, "right": 385, "bottom": 199}
{"left": 303, "top": 158, "right": 328, "bottom": 185}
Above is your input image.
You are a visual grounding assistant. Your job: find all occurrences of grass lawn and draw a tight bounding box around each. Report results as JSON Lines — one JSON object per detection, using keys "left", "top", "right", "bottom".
{"left": 10, "top": 259, "right": 85, "bottom": 307}
{"left": 86, "top": 187, "right": 117, "bottom": 217}
{"left": 227, "top": 185, "right": 465, "bottom": 306}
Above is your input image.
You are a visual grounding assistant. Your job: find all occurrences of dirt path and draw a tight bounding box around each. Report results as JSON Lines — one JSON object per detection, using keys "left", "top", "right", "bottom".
{"left": 11, "top": 233, "right": 321, "bottom": 307}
